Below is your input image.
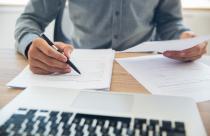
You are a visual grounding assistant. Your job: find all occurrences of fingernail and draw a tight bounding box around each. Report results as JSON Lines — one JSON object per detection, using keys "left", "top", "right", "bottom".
{"left": 67, "top": 52, "right": 71, "bottom": 58}
{"left": 62, "top": 57, "right": 67, "bottom": 62}
{"left": 65, "top": 68, "right": 71, "bottom": 73}
{"left": 65, "top": 64, "right": 70, "bottom": 69}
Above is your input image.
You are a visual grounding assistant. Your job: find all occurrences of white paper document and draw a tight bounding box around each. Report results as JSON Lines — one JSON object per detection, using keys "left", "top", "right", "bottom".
{"left": 123, "top": 35, "right": 210, "bottom": 53}
{"left": 117, "top": 55, "right": 210, "bottom": 102}
{"left": 7, "top": 49, "right": 115, "bottom": 90}
{"left": 198, "top": 55, "right": 210, "bottom": 66}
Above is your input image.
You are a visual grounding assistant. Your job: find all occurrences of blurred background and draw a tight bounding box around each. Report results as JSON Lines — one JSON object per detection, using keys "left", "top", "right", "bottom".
{"left": 0, "top": 0, "right": 210, "bottom": 53}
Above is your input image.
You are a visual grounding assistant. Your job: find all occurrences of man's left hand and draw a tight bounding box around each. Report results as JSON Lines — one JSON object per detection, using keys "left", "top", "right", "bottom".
{"left": 163, "top": 31, "right": 208, "bottom": 62}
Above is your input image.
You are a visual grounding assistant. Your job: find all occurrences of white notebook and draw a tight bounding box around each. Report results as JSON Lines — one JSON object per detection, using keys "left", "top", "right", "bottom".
{"left": 7, "top": 49, "right": 115, "bottom": 90}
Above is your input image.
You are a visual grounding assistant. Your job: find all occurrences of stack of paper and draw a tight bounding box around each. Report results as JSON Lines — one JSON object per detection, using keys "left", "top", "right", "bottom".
{"left": 117, "top": 55, "right": 210, "bottom": 102}
{"left": 123, "top": 35, "right": 210, "bottom": 53}
{"left": 7, "top": 49, "right": 115, "bottom": 90}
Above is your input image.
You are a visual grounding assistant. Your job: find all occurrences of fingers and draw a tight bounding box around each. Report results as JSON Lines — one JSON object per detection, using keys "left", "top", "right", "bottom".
{"left": 29, "top": 58, "right": 71, "bottom": 74}
{"left": 30, "top": 67, "right": 52, "bottom": 75}
{"left": 163, "top": 42, "right": 207, "bottom": 62}
{"left": 28, "top": 38, "right": 73, "bottom": 75}
{"left": 163, "top": 53, "right": 202, "bottom": 62}
{"left": 33, "top": 38, "right": 67, "bottom": 62}
{"left": 31, "top": 50, "right": 70, "bottom": 69}
{"left": 54, "top": 42, "right": 74, "bottom": 58}
{"left": 182, "top": 42, "right": 207, "bottom": 57}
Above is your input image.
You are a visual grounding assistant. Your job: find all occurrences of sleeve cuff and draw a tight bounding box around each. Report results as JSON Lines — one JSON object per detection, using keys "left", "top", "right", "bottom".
{"left": 16, "top": 33, "right": 39, "bottom": 58}
{"left": 174, "top": 28, "right": 191, "bottom": 39}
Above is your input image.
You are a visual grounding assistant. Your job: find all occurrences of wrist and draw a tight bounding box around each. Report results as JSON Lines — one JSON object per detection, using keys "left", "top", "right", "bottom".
{"left": 25, "top": 42, "right": 32, "bottom": 59}
{"left": 180, "top": 31, "right": 196, "bottom": 39}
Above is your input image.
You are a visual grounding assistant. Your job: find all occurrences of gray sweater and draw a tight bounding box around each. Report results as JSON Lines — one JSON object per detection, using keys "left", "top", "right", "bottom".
{"left": 15, "top": 0, "right": 189, "bottom": 57}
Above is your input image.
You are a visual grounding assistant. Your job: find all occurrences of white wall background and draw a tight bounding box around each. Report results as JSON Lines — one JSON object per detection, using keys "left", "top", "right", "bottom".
{"left": 0, "top": 5, "right": 54, "bottom": 49}
{"left": 0, "top": 5, "right": 210, "bottom": 54}
{"left": 183, "top": 10, "right": 210, "bottom": 53}
{"left": 183, "top": 10, "right": 210, "bottom": 36}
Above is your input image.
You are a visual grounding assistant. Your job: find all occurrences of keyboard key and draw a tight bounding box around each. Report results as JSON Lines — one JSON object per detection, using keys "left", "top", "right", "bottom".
{"left": 175, "top": 122, "right": 185, "bottom": 133}
{"left": 101, "top": 127, "right": 109, "bottom": 134}
{"left": 162, "top": 120, "right": 172, "bottom": 131}
{"left": 24, "top": 125, "right": 33, "bottom": 134}
{"left": 37, "top": 126, "right": 45, "bottom": 134}
{"left": 114, "top": 128, "right": 122, "bottom": 135}
{"left": 134, "top": 118, "right": 146, "bottom": 129}
{"left": 150, "top": 119, "right": 159, "bottom": 126}
{"left": 50, "top": 111, "right": 59, "bottom": 117}
{"left": 11, "top": 114, "right": 25, "bottom": 123}
{"left": 0, "top": 108, "right": 187, "bottom": 136}
{"left": 167, "top": 130, "right": 186, "bottom": 136}
{"left": 148, "top": 120, "right": 159, "bottom": 131}
{"left": 89, "top": 132, "right": 97, "bottom": 136}
{"left": 49, "top": 128, "right": 58, "bottom": 135}
{"left": 50, "top": 122, "right": 59, "bottom": 129}
{"left": 85, "top": 118, "right": 92, "bottom": 125}
{"left": 147, "top": 125, "right": 154, "bottom": 131}
{"left": 62, "top": 129, "right": 71, "bottom": 136}
{"left": 0, "top": 126, "right": 8, "bottom": 135}
{"left": 36, "top": 116, "right": 45, "bottom": 122}
{"left": 18, "top": 108, "right": 27, "bottom": 111}
{"left": 0, "top": 122, "right": 10, "bottom": 131}
{"left": 26, "top": 109, "right": 37, "bottom": 115}
{"left": 109, "top": 120, "right": 117, "bottom": 127}
{"left": 63, "top": 124, "right": 71, "bottom": 130}
{"left": 38, "top": 121, "right": 47, "bottom": 129}
{"left": 73, "top": 117, "right": 81, "bottom": 124}
{"left": 97, "top": 119, "right": 104, "bottom": 127}
{"left": 127, "top": 129, "right": 135, "bottom": 136}
{"left": 75, "top": 131, "right": 84, "bottom": 136}
{"left": 61, "top": 112, "right": 72, "bottom": 118}
{"left": 12, "top": 124, "right": 22, "bottom": 132}
{"left": 88, "top": 126, "right": 96, "bottom": 133}
{"left": 75, "top": 125, "right": 83, "bottom": 131}
{"left": 40, "top": 110, "right": 48, "bottom": 113}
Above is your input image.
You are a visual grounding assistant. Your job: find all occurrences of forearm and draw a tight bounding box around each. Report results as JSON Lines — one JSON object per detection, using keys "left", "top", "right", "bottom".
{"left": 155, "top": 0, "right": 190, "bottom": 40}
{"left": 14, "top": 0, "right": 63, "bottom": 57}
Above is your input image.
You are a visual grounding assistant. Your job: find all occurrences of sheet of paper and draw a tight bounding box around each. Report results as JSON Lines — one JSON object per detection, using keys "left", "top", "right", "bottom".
{"left": 198, "top": 55, "right": 210, "bottom": 66}
{"left": 123, "top": 35, "right": 210, "bottom": 53}
{"left": 7, "top": 49, "right": 115, "bottom": 90}
{"left": 116, "top": 55, "right": 210, "bottom": 102}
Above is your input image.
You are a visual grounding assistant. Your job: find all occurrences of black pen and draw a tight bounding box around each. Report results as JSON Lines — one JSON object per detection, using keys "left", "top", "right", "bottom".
{"left": 40, "top": 33, "right": 81, "bottom": 74}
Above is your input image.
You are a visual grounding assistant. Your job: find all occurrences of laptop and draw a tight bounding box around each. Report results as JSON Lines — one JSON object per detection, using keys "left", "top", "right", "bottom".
{"left": 0, "top": 87, "right": 206, "bottom": 136}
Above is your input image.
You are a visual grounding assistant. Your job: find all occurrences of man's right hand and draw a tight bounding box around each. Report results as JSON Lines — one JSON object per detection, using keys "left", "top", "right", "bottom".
{"left": 28, "top": 37, "right": 73, "bottom": 75}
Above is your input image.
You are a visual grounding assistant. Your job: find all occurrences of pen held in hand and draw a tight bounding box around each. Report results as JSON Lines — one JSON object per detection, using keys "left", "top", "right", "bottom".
{"left": 40, "top": 33, "right": 81, "bottom": 75}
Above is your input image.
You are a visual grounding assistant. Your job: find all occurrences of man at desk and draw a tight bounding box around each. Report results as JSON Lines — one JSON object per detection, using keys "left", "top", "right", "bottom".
{"left": 15, "top": 0, "right": 207, "bottom": 75}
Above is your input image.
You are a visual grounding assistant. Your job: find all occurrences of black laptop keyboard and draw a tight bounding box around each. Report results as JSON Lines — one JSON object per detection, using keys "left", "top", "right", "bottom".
{"left": 0, "top": 108, "right": 186, "bottom": 136}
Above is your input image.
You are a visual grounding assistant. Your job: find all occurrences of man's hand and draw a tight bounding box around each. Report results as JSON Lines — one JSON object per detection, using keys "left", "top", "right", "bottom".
{"left": 28, "top": 37, "right": 74, "bottom": 75}
{"left": 163, "top": 31, "right": 208, "bottom": 61}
